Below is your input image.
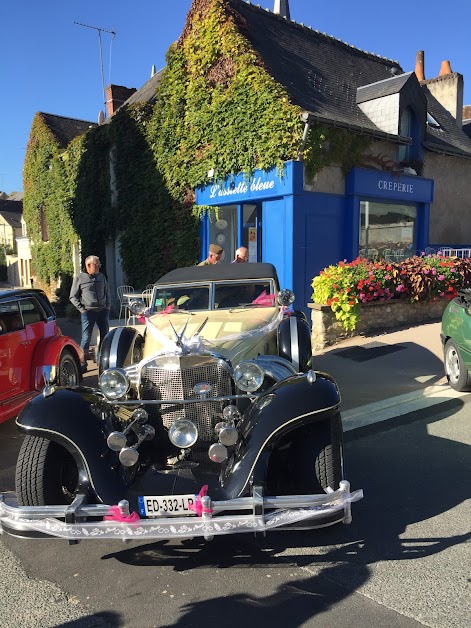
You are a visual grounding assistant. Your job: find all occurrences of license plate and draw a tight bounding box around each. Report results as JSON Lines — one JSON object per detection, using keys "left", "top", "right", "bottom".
{"left": 138, "top": 494, "right": 196, "bottom": 517}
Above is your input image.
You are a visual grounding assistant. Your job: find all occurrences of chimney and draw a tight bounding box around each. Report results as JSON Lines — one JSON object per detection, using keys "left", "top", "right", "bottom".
{"left": 151, "top": 65, "right": 156, "bottom": 77}
{"left": 415, "top": 50, "right": 425, "bottom": 81}
{"left": 105, "top": 84, "right": 138, "bottom": 118}
{"left": 439, "top": 60, "right": 452, "bottom": 76}
{"left": 274, "top": 0, "right": 291, "bottom": 19}
{"left": 463, "top": 105, "right": 471, "bottom": 121}
{"left": 422, "top": 59, "right": 463, "bottom": 128}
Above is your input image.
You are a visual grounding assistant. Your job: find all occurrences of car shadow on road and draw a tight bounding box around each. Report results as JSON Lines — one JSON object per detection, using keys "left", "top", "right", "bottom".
{"left": 101, "top": 398, "right": 471, "bottom": 627}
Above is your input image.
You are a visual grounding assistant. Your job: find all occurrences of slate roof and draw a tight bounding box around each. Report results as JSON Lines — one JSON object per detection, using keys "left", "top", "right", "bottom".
{"left": 228, "top": 0, "right": 403, "bottom": 137}
{"left": 227, "top": 0, "right": 471, "bottom": 157}
{"left": 356, "top": 72, "right": 412, "bottom": 104}
{"left": 423, "top": 88, "right": 471, "bottom": 158}
{"left": 123, "top": 69, "right": 165, "bottom": 106}
{"left": 0, "top": 200, "right": 23, "bottom": 229}
{"left": 40, "top": 113, "right": 97, "bottom": 148}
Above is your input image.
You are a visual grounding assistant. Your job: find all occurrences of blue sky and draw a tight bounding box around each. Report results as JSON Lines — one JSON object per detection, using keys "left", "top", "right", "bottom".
{"left": 1, "top": 0, "right": 470, "bottom": 194}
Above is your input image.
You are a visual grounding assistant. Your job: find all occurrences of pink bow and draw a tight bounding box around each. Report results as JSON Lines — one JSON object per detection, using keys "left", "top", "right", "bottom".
{"left": 158, "top": 304, "right": 175, "bottom": 315}
{"left": 252, "top": 290, "right": 276, "bottom": 306}
{"left": 188, "top": 485, "right": 214, "bottom": 517}
{"left": 103, "top": 505, "right": 141, "bottom": 523}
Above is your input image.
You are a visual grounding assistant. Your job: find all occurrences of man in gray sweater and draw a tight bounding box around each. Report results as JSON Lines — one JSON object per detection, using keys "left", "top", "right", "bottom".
{"left": 69, "top": 255, "right": 110, "bottom": 368}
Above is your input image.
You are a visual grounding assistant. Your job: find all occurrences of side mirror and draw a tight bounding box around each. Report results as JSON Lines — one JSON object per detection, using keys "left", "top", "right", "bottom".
{"left": 277, "top": 289, "right": 295, "bottom": 307}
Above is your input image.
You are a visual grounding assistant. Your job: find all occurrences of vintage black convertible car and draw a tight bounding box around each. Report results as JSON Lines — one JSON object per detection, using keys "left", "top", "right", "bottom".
{"left": 0, "top": 264, "right": 362, "bottom": 542}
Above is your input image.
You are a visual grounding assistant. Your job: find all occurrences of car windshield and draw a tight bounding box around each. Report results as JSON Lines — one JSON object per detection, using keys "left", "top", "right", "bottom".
{"left": 150, "top": 280, "right": 276, "bottom": 312}
{"left": 152, "top": 285, "right": 210, "bottom": 312}
{"left": 214, "top": 282, "right": 275, "bottom": 309}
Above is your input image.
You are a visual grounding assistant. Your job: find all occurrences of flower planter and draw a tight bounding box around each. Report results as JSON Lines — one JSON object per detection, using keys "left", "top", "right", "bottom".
{"left": 308, "top": 299, "right": 450, "bottom": 352}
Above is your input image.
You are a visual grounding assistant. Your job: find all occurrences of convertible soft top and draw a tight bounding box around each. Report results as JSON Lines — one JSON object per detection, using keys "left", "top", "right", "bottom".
{"left": 155, "top": 263, "right": 279, "bottom": 286}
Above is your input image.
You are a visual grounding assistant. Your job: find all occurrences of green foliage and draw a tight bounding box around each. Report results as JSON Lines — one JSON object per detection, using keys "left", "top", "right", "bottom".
{"left": 149, "top": 0, "right": 304, "bottom": 208}
{"left": 304, "top": 125, "right": 373, "bottom": 179}
{"left": 312, "top": 255, "right": 471, "bottom": 331}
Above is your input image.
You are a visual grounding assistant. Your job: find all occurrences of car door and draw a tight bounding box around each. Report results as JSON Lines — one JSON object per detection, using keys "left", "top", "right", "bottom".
{"left": 0, "top": 299, "right": 30, "bottom": 402}
{"left": 18, "top": 297, "right": 48, "bottom": 390}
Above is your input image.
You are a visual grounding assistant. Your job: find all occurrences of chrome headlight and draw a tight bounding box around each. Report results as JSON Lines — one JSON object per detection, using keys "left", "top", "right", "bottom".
{"left": 169, "top": 419, "right": 199, "bottom": 448}
{"left": 128, "top": 298, "right": 146, "bottom": 315}
{"left": 99, "top": 368, "right": 130, "bottom": 400}
{"left": 233, "top": 361, "right": 264, "bottom": 392}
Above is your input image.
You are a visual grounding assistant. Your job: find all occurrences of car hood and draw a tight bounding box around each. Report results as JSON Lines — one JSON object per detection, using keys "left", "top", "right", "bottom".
{"left": 142, "top": 307, "right": 280, "bottom": 364}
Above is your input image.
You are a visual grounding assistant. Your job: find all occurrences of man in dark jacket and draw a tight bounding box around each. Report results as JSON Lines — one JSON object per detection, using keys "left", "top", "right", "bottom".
{"left": 70, "top": 255, "right": 110, "bottom": 368}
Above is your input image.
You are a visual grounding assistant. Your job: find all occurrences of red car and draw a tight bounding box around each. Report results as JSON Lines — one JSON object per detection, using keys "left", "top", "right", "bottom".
{"left": 0, "top": 288, "right": 84, "bottom": 424}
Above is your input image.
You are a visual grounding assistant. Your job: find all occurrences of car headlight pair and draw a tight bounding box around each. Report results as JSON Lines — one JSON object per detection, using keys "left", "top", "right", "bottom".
{"left": 233, "top": 361, "right": 264, "bottom": 392}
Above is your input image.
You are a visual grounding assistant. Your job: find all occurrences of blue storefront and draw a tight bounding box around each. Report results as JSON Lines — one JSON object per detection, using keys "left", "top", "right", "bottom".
{"left": 196, "top": 161, "right": 434, "bottom": 315}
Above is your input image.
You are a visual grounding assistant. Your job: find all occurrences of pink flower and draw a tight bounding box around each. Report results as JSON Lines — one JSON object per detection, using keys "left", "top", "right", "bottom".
{"left": 385, "top": 274, "right": 391, "bottom": 280}
{"left": 431, "top": 268, "right": 437, "bottom": 275}
{"left": 438, "top": 251, "right": 443, "bottom": 256}
{"left": 438, "top": 274, "right": 445, "bottom": 281}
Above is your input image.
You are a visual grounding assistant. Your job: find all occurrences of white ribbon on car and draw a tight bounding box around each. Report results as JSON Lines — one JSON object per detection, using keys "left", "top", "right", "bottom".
{"left": 0, "top": 489, "right": 363, "bottom": 541}
{"left": 143, "top": 305, "right": 286, "bottom": 360}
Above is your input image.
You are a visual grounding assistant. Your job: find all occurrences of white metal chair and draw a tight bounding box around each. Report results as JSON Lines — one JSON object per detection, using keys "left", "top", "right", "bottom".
{"left": 142, "top": 287, "right": 153, "bottom": 307}
{"left": 117, "top": 285, "right": 135, "bottom": 321}
{"left": 424, "top": 247, "right": 436, "bottom": 256}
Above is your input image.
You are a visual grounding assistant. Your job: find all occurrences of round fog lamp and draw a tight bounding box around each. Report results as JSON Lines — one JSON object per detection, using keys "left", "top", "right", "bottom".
{"left": 169, "top": 419, "right": 198, "bottom": 448}
{"left": 223, "top": 405, "right": 240, "bottom": 421}
{"left": 99, "top": 368, "right": 130, "bottom": 400}
{"left": 219, "top": 426, "right": 238, "bottom": 447}
{"left": 233, "top": 362, "right": 264, "bottom": 392}
{"left": 209, "top": 442, "right": 228, "bottom": 463}
{"left": 119, "top": 447, "right": 139, "bottom": 467}
{"left": 107, "top": 431, "right": 127, "bottom": 451}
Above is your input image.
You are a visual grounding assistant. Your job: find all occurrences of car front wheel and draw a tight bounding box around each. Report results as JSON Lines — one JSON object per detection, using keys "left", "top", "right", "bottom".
{"left": 15, "top": 436, "right": 80, "bottom": 506}
{"left": 58, "top": 349, "right": 80, "bottom": 387}
{"left": 444, "top": 339, "right": 471, "bottom": 391}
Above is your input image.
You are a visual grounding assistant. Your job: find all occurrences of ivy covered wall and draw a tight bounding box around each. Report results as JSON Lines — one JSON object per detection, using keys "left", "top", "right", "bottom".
{"left": 22, "top": 0, "right": 376, "bottom": 292}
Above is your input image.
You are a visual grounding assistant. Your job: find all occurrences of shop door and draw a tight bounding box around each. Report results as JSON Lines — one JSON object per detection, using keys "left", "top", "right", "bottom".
{"left": 240, "top": 204, "right": 261, "bottom": 262}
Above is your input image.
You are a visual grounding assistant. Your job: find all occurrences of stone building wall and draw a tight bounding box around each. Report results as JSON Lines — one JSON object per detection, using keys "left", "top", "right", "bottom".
{"left": 424, "top": 152, "right": 471, "bottom": 244}
{"left": 309, "top": 299, "right": 449, "bottom": 352}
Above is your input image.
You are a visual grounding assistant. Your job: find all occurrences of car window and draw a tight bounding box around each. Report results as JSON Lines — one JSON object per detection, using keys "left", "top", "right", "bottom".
{"left": 153, "top": 286, "right": 210, "bottom": 312}
{"left": 0, "top": 301, "right": 23, "bottom": 333}
{"left": 19, "top": 298, "right": 45, "bottom": 325}
{"left": 215, "top": 282, "right": 274, "bottom": 309}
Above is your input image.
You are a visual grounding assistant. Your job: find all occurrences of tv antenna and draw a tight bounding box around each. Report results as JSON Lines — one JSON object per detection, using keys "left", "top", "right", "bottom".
{"left": 74, "top": 21, "right": 116, "bottom": 118}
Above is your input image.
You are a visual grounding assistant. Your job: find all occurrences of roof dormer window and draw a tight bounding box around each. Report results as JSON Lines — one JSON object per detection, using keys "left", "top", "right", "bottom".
{"left": 426, "top": 112, "right": 441, "bottom": 129}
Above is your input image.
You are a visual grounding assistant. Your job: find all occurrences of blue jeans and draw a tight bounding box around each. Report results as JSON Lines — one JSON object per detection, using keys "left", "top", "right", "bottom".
{"left": 80, "top": 309, "right": 110, "bottom": 355}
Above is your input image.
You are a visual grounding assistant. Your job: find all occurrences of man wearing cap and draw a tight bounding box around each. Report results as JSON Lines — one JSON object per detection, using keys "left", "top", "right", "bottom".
{"left": 198, "top": 243, "right": 223, "bottom": 266}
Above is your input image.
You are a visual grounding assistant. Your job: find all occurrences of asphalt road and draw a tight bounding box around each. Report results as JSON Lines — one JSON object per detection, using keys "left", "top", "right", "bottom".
{"left": 1, "top": 398, "right": 470, "bottom": 628}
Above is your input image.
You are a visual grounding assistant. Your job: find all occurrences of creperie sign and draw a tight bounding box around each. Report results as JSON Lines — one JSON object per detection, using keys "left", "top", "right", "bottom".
{"left": 378, "top": 180, "right": 414, "bottom": 193}
{"left": 209, "top": 177, "right": 275, "bottom": 199}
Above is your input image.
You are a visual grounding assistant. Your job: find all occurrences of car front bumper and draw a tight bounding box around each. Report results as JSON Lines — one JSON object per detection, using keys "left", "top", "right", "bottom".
{"left": 0, "top": 481, "right": 363, "bottom": 542}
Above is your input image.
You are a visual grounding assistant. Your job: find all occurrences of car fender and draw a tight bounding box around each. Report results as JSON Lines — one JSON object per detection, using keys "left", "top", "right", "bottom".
{"left": 277, "top": 312, "right": 312, "bottom": 372}
{"left": 31, "top": 335, "right": 84, "bottom": 388}
{"left": 100, "top": 326, "right": 143, "bottom": 373}
{"left": 221, "top": 372, "right": 341, "bottom": 498}
{"left": 16, "top": 389, "right": 126, "bottom": 504}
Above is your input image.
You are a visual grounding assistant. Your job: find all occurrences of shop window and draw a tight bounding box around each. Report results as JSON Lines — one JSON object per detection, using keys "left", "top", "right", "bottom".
{"left": 208, "top": 206, "right": 236, "bottom": 263}
{"left": 360, "top": 201, "right": 417, "bottom": 262}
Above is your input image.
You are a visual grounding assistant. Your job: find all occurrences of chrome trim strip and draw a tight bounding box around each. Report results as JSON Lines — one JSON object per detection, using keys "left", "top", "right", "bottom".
{"left": 109, "top": 327, "right": 124, "bottom": 368}
{"left": 111, "top": 394, "right": 257, "bottom": 406}
{"left": 290, "top": 316, "right": 299, "bottom": 371}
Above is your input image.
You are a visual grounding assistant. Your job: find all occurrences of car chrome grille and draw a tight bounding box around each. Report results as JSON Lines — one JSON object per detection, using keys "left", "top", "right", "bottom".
{"left": 140, "top": 355, "right": 232, "bottom": 441}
